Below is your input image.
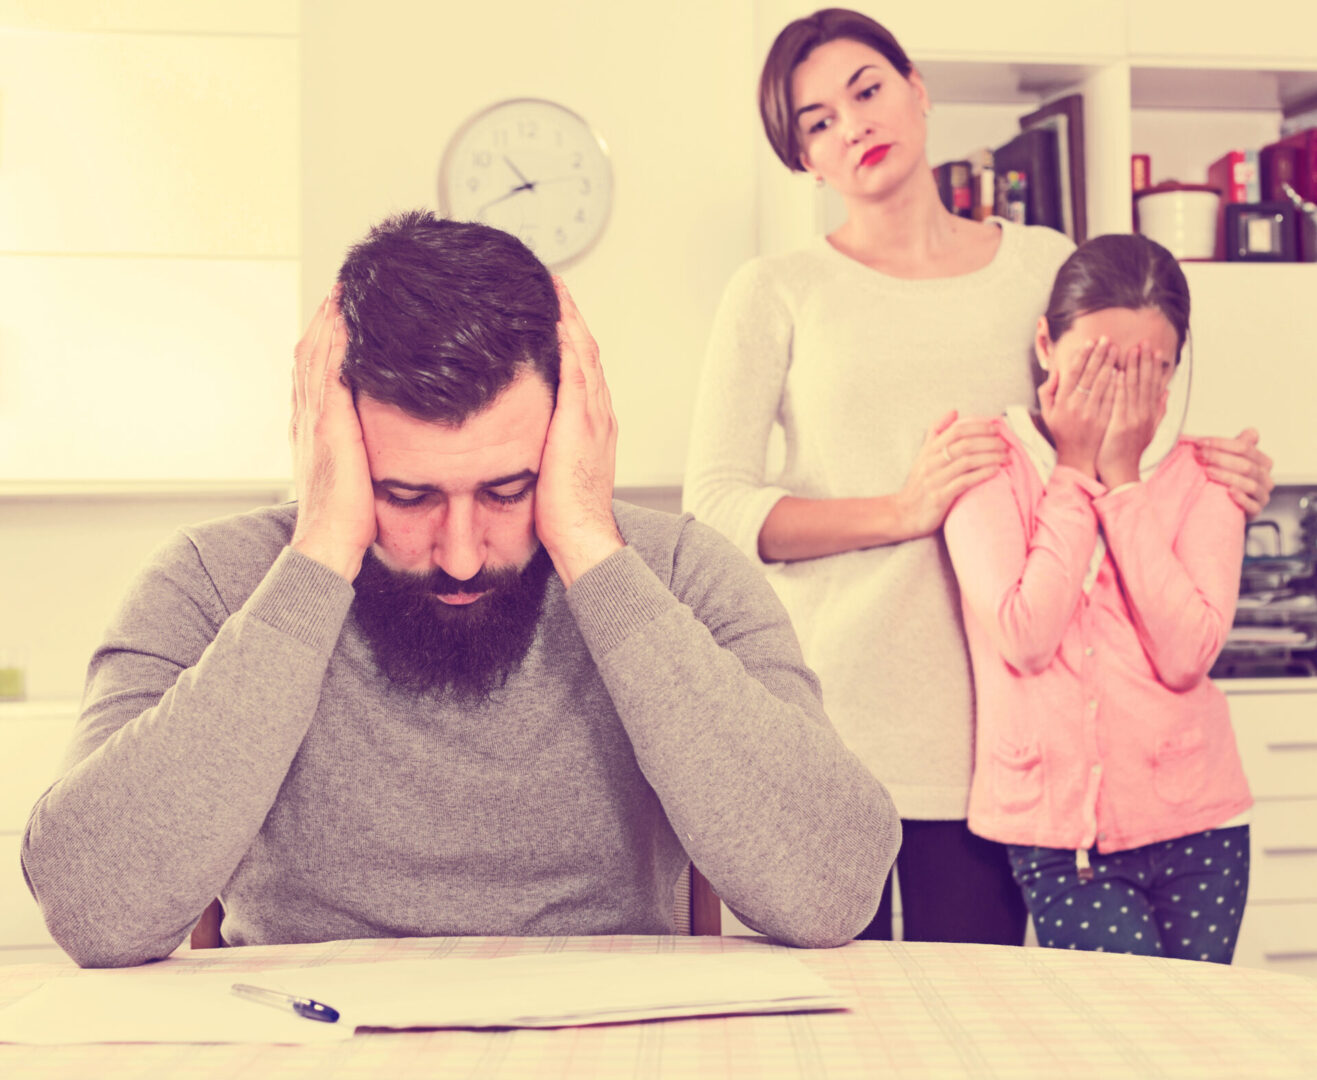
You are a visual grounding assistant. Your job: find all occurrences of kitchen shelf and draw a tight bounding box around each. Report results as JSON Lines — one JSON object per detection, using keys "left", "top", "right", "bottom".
{"left": 1215, "top": 677, "right": 1317, "bottom": 691}
{"left": 1131, "top": 65, "right": 1317, "bottom": 111}
{"left": 916, "top": 59, "right": 1109, "bottom": 105}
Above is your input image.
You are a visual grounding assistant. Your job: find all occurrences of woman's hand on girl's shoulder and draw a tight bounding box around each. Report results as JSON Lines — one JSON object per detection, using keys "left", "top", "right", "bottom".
{"left": 1189, "top": 429, "right": 1276, "bottom": 518}
{"left": 894, "top": 409, "right": 1008, "bottom": 540}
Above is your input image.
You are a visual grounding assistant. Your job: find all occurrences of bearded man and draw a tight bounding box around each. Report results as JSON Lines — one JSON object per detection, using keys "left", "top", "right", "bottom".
{"left": 23, "top": 211, "right": 899, "bottom": 968}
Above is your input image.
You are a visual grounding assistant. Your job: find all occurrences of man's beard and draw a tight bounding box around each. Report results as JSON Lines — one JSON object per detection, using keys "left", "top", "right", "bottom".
{"left": 351, "top": 544, "right": 555, "bottom": 700}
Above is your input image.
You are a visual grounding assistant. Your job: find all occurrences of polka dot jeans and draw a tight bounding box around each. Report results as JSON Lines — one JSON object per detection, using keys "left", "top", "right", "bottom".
{"left": 1007, "top": 827, "right": 1249, "bottom": 964}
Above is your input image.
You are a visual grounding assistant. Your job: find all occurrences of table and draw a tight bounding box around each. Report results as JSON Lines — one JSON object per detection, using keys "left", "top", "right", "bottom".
{"left": 2, "top": 934, "right": 1315, "bottom": 1078}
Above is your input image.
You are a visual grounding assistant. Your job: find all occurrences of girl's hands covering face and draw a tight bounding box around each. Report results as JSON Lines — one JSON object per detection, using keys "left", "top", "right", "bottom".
{"left": 1096, "top": 343, "right": 1172, "bottom": 488}
{"left": 1037, "top": 336, "right": 1118, "bottom": 478}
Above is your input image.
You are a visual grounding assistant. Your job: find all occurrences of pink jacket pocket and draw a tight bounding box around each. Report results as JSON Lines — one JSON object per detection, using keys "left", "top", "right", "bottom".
{"left": 990, "top": 739, "right": 1044, "bottom": 812}
{"left": 1153, "top": 728, "right": 1208, "bottom": 804}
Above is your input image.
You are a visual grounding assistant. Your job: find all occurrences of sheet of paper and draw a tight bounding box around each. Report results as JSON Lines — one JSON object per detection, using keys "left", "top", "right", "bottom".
{"left": 266, "top": 951, "right": 846, "bottom": 1029}
{"left": 0, "top": 951, "right": 844, "bottom": 1042}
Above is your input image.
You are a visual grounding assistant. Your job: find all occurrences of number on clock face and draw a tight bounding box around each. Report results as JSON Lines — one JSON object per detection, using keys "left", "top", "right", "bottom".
{"left": 439, "top": 98, "right": 613, "bottom": 268}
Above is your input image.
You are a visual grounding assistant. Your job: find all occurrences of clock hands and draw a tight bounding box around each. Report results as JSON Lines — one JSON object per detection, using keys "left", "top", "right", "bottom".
{"left": 475, "top": 187, "right": 532, "bottom": 216}
{"left": 471, "top": 157, "right": 594, "bottom": 230}
{"left": 502, "top": 156, "right": 536, "bottom": 191}
{"left": 474, "top": 156, "right": 541, "bottom": 218}
{"left": 527, "top": 175, "right": 590, "bottom": 187}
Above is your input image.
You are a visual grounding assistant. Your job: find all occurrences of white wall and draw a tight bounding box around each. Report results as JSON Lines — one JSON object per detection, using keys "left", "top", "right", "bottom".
{"left": 0, "top": 1, "right": 301, "bottom": 482}
{"left": 300, "top": 0, "right": 759, "bottom": 488}
{"left": 0, "top": 1, "right": 302, "bottom": 698}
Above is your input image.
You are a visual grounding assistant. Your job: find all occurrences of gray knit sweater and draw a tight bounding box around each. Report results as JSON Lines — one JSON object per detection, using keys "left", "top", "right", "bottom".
{"left": 22, "top": 500, "right": 899, "bottom": 967}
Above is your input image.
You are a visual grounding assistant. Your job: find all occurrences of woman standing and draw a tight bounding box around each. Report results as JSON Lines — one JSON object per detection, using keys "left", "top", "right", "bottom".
{"left": 682, "top": 7, "right": 1273, "bottom": 944}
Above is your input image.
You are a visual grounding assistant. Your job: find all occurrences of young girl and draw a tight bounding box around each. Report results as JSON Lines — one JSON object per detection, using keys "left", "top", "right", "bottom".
{"left": 944, "top": 233, "right": 1252, "bottom": 962}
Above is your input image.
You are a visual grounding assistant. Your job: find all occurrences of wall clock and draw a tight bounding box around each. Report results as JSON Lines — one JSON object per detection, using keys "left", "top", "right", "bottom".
{"left": 438, "top": 98, "right": 613, "bottom": 268}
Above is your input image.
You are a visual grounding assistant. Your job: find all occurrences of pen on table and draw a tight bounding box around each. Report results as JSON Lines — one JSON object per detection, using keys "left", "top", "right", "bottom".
{"left": 231, "top": 982, "right": 341, "bottom": 1023}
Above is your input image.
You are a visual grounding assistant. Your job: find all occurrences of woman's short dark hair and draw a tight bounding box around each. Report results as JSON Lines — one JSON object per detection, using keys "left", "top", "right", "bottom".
{"left": 337, "top": 210, "right": 560, "bottom": 425}
{"left": 759, "top": 7, "right": 914, "bottom": 172}
{"left": 1044, "top": 233, "right": 1191, "bottom": 363}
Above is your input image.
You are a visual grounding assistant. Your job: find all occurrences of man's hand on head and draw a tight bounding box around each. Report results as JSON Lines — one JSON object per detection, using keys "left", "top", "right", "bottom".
{"left": 288, "top": 287, "right": 377, "bottom": 582}
{"left": 533, "top": 278, "right": 624, "bottom": 588}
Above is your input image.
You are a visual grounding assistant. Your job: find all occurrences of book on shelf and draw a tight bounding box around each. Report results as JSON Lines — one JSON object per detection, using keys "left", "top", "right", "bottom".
{"left": 1260, "top": 128, "right": 1316, "bottom": 202}
{"left": 1260, "top": 128, "right": 1317, "bottom": 259}
{"left": 1132, "top": 154, "right": 1151, "bottom": 229}
{"left": 933, "top": 160, "right": 974, "bottom": 218}
{"left": 1207, "top": 149, "right": 1261, "bottom": 259}
{"left": 993, "top": 128, "right": 1061, "bottom": 232}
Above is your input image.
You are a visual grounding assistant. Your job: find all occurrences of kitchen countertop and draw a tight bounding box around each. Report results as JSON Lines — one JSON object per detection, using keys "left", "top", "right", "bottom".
{"left": 1214, "top": 677, "right": 1317, "bottom": 692}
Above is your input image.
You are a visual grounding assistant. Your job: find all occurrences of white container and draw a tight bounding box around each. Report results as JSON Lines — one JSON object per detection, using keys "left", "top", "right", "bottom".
{"left": 1135, "top": 183, "right": 1221, "bottom": 260}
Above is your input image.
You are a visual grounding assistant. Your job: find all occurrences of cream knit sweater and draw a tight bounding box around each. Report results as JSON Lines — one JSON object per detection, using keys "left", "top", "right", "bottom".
{"left": 684, "top": 220, "right": 1075, "bottom": 819}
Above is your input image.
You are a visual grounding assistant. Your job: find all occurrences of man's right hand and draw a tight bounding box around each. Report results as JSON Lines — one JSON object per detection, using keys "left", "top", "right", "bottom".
{"left": 288, "top": 289, "right": 376, "bottom": 582}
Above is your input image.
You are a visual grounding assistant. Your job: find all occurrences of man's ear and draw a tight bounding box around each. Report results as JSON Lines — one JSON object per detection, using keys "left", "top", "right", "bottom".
{"left": 1034, "top": 315, "right": 1053, "bottom": 372}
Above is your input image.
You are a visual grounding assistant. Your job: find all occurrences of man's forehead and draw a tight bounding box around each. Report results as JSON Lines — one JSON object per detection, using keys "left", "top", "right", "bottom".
{"left": 358, "top": 376, "right": 553, "bottom": 489}
{"left": 373, "top": 466, "right": 538, "bottom": 494}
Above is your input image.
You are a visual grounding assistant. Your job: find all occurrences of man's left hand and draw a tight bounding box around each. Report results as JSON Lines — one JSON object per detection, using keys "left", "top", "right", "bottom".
{"left": 1192, "top": 428, "right": 1276, "bottom": 519}
{"left": 535, "top": 278, "right": 624, "bottom": 587}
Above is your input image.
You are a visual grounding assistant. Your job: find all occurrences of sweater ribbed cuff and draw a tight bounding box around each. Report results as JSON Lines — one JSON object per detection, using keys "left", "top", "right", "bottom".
{"left": 246, "top": 547, "right": 356, "bottom": 654}
{"left": 564, "top": 545, "right": 675, "bottom": 655}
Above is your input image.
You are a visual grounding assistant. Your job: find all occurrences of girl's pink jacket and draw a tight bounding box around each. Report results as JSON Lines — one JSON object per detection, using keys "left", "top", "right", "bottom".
{"left": 944, "top": 420, "right": 1252, "bottom": 854}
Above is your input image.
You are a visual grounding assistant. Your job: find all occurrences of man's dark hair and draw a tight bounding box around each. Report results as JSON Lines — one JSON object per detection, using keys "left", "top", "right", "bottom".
{"left": 337, "top": 210, "right": 560, "bottom": 424}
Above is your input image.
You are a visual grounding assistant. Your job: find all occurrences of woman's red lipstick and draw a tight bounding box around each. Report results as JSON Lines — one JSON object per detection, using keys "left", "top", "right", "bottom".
{"left": 860, "top": 144, "right": 891, "bottom": 167}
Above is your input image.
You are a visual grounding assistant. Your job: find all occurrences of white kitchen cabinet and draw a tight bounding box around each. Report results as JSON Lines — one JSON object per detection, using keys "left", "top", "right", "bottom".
{"left": 0, "top": 11, "right": 300, "bottom": 486}
{"left": 0, "top": 701, "right": 78, "bottom": 965}
{"left": 1225, "top": 681, "right": 1317, "bottom": 977}
{"left": 0, "top": 28, "right": 298, "bottom": 257}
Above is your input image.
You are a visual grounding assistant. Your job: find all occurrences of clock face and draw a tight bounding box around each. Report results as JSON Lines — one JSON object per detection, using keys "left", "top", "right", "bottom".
{"left": 439, "top": 98, "right": 613, "bottom": 268}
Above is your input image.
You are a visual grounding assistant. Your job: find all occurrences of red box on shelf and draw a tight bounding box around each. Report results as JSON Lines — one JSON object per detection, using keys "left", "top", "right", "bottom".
{"left": 1208, "top": 150, "right": 1261, "bottom": 260}
{"left": 1131, "top": 154, "right": 1152, "bottom": 193}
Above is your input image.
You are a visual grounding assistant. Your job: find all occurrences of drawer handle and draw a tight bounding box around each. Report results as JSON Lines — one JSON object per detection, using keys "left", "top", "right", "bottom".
{"left": 1264, "top": 742, "right": 1317, "bottom": 751}
{"left": 1261, "top": 846, "right": 1317, "bottom": 856}
{"left": 1263, "top": 950, "right": 1317, "bottom": 961}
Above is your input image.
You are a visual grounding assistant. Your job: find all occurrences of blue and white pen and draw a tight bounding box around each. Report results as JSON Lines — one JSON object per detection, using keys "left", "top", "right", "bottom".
{"left": 231, "top": 982, "right": 341, "bottom": 1023}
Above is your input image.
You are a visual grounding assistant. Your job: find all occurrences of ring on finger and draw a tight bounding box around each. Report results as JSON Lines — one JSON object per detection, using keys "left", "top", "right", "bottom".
{"left": 943, "top": 445, "right": 953, "bottom": 463}
{"left": 1077, "top": 386, "right": 1092, "bottom": 395}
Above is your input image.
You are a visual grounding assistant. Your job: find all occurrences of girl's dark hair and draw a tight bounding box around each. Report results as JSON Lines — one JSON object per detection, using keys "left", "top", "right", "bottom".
{"left": 1044, "top": 234, "right": 1191, "bottom": 362}
{"left": 337, "top": 210, "right": 560, "bottom": 424}
{"left": 759, "top": 8, "right": 914, "bottom": 172}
